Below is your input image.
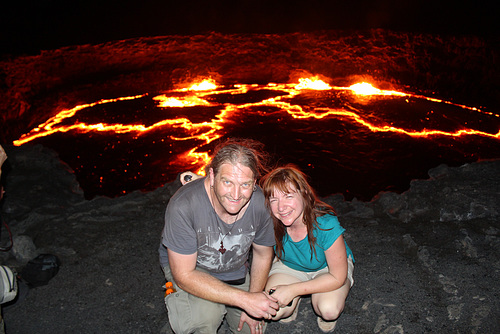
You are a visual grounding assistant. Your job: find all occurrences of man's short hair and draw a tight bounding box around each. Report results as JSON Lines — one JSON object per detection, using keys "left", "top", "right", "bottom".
{"left": 206, "top": 138, "right": 270, "bottom": 180}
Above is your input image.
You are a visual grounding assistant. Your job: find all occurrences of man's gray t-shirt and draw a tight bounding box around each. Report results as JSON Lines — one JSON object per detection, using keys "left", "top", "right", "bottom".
{"left": 159, "top": 177, "right": 275, "bottom": 282}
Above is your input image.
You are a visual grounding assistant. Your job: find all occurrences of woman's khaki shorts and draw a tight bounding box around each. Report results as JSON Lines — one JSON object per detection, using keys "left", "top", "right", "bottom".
{"left": 269, "top": 255, "right": 354, "bottom": 288}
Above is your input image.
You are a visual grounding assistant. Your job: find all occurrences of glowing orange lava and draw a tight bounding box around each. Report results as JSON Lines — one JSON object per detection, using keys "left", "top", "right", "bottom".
{"left": 348, "top": 82, "right": 406, "bottom": 96}
{"left": 13, "top": 77, "right": 500, "bottom": 174}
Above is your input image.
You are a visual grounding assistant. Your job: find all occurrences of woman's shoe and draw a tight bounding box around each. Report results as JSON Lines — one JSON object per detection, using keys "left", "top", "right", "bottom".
{"left": 279, "top": 298, "right": 301, "bottom": 323}
{"left": 317, "top": 317, "right": 337, "bottom": 332}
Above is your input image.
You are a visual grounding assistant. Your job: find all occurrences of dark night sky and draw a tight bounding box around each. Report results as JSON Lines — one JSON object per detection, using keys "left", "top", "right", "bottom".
{"left": 0, "top": 0, "right": 498, "bottom": 57}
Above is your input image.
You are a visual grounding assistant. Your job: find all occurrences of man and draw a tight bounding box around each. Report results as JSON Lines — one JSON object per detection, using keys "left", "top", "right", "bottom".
{"left": 0, "top": 145, "right": 6, "bottom": 187}
{"left": 0, "top": 144, "right": 5, "bottom": 334}
{"left": 1, "top": 145, "right": 17, "bottom": 334}
{"left": 159, "top": 138, "right": 279, "bottom": 334}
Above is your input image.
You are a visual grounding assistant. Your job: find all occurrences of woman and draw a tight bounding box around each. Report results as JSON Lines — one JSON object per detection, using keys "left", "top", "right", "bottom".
{"left": 260, "top": 165, "right": 354, "bottom": 332}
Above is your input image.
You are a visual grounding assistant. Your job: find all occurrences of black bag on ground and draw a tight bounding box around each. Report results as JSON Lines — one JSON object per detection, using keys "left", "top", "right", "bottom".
{"left": 20, "top": 254, "right": 61, "bottom": 287}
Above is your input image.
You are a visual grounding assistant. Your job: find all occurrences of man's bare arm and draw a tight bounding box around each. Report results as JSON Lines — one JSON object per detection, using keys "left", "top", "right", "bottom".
{"left": 248, "top": 243, "right": 274, "bottom": 292}
{"left": 167, "top": 248, "right": 278, "bottom": 319}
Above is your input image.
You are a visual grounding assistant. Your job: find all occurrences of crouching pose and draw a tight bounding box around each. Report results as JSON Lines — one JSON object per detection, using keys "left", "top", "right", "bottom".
{"left": 260, "top": 165, "right": 354, "bottom": 333}
{"left": 159, "top": 139, "right": 279, "bottom": 334}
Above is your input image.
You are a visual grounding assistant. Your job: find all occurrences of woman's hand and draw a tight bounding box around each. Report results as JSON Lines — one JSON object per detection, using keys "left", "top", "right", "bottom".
{"left": 268, "top": 285, "right": 297, "bottom": 309}
{"left": 180, "top": 171, "right": 202, "bottom": 185}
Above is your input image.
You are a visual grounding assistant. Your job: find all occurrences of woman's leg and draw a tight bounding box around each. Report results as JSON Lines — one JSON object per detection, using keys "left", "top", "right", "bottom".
{"left": 312, "top": 255, "right": 354, "bottom": 321}
{"left": 311, "top": 276, "right": 351, "bottom": 321}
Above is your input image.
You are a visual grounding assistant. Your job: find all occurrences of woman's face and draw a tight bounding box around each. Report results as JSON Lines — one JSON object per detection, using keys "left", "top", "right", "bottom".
{"left": 268, "top": 183, "right": 305, "bottom": 227}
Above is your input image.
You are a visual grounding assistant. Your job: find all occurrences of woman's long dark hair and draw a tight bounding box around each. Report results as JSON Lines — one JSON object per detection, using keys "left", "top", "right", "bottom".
{"left": 260, "top": 165, "right": 335, "bottom": 260}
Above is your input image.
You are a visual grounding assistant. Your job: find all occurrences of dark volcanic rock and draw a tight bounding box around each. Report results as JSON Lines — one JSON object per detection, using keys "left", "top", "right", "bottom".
{"left": 1, "top": 145, "right": 499, "bottom": 333}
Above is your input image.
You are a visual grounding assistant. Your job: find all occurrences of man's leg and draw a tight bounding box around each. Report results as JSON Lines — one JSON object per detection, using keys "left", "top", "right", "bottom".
{"left": 165, "top": 289, "right": 226, "bottom": 334}
{"left": 224, "top": 274, "right": 257, "bottom": 334}
{"left": 162, "top": 266, "right": 225, "bottom": 334}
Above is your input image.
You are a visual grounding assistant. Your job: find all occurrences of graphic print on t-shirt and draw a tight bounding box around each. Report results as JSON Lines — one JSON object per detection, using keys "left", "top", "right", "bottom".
{"left": 197, "top": 226, "right": 255, "bottom": 273}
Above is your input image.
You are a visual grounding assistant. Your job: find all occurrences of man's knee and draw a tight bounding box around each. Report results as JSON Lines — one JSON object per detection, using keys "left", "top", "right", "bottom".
{"left": 166, "top": 293, "right": 225, "bottom": 333}
{"left": 169, "top": 308, "right": 224, "bottom": 333}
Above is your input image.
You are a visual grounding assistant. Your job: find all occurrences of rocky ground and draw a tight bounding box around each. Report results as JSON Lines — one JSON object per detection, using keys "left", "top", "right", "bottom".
{"left": 1, "top": 144, "right": 499, "bottom": 333}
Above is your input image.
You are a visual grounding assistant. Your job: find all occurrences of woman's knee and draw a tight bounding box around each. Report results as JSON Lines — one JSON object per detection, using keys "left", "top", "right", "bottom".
{"left": 315, "top": 299, "right": 345, "bottom": 321}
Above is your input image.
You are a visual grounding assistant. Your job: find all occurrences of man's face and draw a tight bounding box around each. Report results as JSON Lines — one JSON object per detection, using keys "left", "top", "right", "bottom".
{"left": 210, "top": 162, "right": 256, "bottom": 216}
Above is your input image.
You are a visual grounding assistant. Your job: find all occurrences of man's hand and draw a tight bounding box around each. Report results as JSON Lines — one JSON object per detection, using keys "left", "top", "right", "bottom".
{"left": 238, "top": 312, "right": 265, "bottom": 334}
{"left": 240, "top": 291, "right": 278, "bottom": 320}
{"left": 237, "top": 291, "right": 278, "bottom": 333}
